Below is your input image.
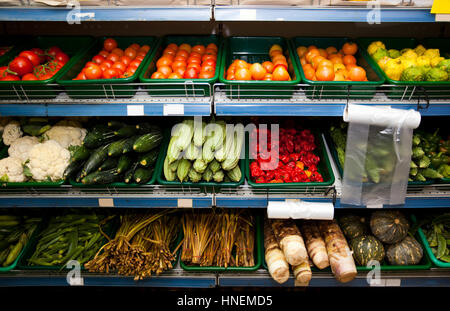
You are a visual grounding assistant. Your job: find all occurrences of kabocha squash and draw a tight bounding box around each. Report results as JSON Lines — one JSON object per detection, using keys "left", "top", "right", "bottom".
{"left": 370, "top": 211, "right": 410, "bottom": 244}
{"left": 338, "top": 214, "right": 370, "bottom": 240}
{"left": 386, "top": 236, "right": 423, "bottom": 266}
{"left": 350, "top": 235, "right": 385, "bottom": 266}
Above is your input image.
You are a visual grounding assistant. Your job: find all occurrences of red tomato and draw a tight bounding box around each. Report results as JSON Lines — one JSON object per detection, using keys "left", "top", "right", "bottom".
{"left": 8, "top": 56, "right": 33, "bottom": 77}
{"left": 55, "top": 52, "right": 70, "bottom": 65}
{"left": 92, "top": 55, "right": 105, "bottom": 64}
{"left": 0, "top": 66, "right": 7, "bottom": 77}
{"left": 73, "top": 71, "right": 86, "bottom": 80}
{"left": 135, "top": 55, "right": 144, "bottom": 62}
{"left": 183, "top": 67, "right": 198, "bottom": 79}
{"left": 112, "top": 62, "right": 127, "bottom": 74}
{"left": 189, "top": 52, "right": 202, "bottom": 60}
{"left": 186, "top": 63, "right": 201, "bottom": 73}
{"left": 129, "top": 60, "right": 141, "bottom": 68}
{"left": 198, "top": 71, "right": 214, "bottom": 79}
{"left": 202, "top": 54, "right": 217, "bottom": 63}
{"left": 84, "top": 64, "right": 102, "bottom": 80}
{"left": 84, "top": 61, "right": 97, "bottom": 68}
{"left": 124, "top": 47, "right": 137, "bottom": 60}
{"left": 102, "top": 68, "right": 120, "bottom": 79}
{"left": 124, "top": 66, "right": 137, "bottom": 76}
{"left": 99, "top": 50, "right": 109, "bottom": 58}
{"left": 151, "top": 72, "right": 165, "bottom": 79}
{"left": 202, "top": 60, "right": 216, "bottom": 67}
{"left": 30, "top": 48, "right": 45, "bottom": 63}
{"left": 46, "top": 46, "right": 63, "bottom": 60}
{"left": 136, "top": 51, "right": 147, "bottom": 58}
{"left": 120, "top": 56, "right": 132, "bottom": 66}
{"left": 1, "top": 74, "right": 20, "bottom": 81}
{"left": 18, "top": 51, "right": 40, "bottom": 67}
{"left": 99, "top": 63, "right": 111, "bottom": 72}
{"left": 103, "top": 38, "right": 118, "bottom": 52}
{"left": 107, "top": 53, "right": 120, "bottom": 63}
{"left": 201, "top": 65, "right": 215, "bottom": 73}
{"left": 187, "top": 57, "right": 201, "bottom": 65}
{"left": 173, "top": 67, "right": 186, "bottom": 77}
{"left": 172, "top": 60, "right": 187, "bottom": 69}
{"left": 21, "top": 73, "right": 38, "bottom": 81}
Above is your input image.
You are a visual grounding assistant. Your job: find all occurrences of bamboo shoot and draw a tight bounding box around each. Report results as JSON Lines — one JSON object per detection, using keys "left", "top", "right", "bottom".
{"left": 293, "top": 261, "right": 312, "bottom": 286}
{"left": 264, "top": 220, "right": 289, "bottom": 284}
{"left": 300, "top": 220, "right": 330, "bottom": 270}
{"left": 318, "top": 220, "right": 357, "bottom": 283}
{"left": 271, "top": 219, "right": 308, "bottom": 266}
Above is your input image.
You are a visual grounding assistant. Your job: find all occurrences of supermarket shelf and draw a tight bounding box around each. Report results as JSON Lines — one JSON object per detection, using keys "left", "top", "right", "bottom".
{"left": 214, "top": 84, "right": 450, "bottom": 116}
{"left": 213, "top": 6, "right": 436, "bottom": 22}
{"left": 0, "top": 6, "right": 212, "bottom": 22}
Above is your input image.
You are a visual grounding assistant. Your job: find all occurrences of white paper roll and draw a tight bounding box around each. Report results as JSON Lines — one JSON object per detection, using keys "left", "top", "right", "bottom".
{"left": 267, "top": 200, "right": 334, "bottom": 220}
{"left": 343, "top": 104, "right": 421, "bottom": 129}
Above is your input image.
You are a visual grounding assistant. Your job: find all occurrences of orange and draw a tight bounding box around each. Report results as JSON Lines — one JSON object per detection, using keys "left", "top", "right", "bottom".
{"left": 262, "top": 61, "right": 274, "bottom": 74}
{"left": 303, "top": 63, "right": 314, "bottom": 72}
{"left": 263, "top": 73, "right": 272, "bottom": 81}
{"left": 226, "top": 65, "right": 236, "bottom": 76}
{"left": 166, "top": 43, "right": 178, "bottom": 51}
{"left": 163, "top": 48, "right": 177, "bottom": 57}
{"left": 192, "top": 45, "right": 206, "bottom": 55}
{"left": 296, "top": 46, "right": 308, "bottom": 58}
{"left": 271, "top": 54, "right": 287, "bottom": 64}
{"left": 156, "top": 56, "right": 173, "bottom": 68}
{"left": 346, "top": 63, "right": 357, "bottom": 71}
{"left": 272, "top": 66, "right": 290, "bottom": 81}
{"left": 334, "top": 71, "right": 347, "bottom": 81}
{"left": 273, "top": 59, "right": 288, "bottom": 70}
{"left": 342, "top": 42, "right": 358, "bottom": 55}
{"left": 348, "top": 66, "right": 366, "bottom": 81}
{"left": 269, "top": 44, "right": 283, "bottom": 55}
{"left": 176, "top": 50, "right": 189, "bottom": 59}
{"left": 249, "top": 63, "right": 267, "bottom": 80}
{"left": 234, "top": 59, "right": 249, "bottom": 69}
{"left": 226, "top": 74, "right": 235, "bottom": 80}
{"left": 316, "top": 65, "right": 335, "bottom": 81}
{"left": 319, "top": 59, "right": 334, "bottom": 69}
{"left": 329, "top": 54, "right": 343, "bottom": 65}
{"left": 307, "top": 45, "right": 318, "bottom": 51}
{"left": 304, "top": 67, "right": 316, "bottom": 80}
{"left": 343, "top": 54, "right": 357, "bottom": 66}
{"left": 269, "top": 49, "right": 283, "bottom": 59}
{"left": 151, "top": 72, "right": 165, "bottom": 79}
{"left": 318, "top": 48, "right": 328, "bottom": 58}
{"left": 178, "top": 43, "right": 192, "bottom": 53}
{"left": 157, "top": 65, "right": 172, "bottom": 77}
{"left": 235, "top": 68, "right": 252, "bottom": 80}
{"left": 326, "top": 46, "right": 338, "bottom": 55}
{"left": 311, "top": 55, "right": 326, "bottom": 70}
{"left": 299, "top": 57, "right": 307, "bottom": 66}
{"left": 333, "top": 63, "right": 346, "bottom": 72}
{"left": 305, "top": 49, "right": 320, "bottom": 64}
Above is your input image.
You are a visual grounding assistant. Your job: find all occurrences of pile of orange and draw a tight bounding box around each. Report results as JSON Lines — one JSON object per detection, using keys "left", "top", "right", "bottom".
{"left": 225, "top": 44, "right": 292, "bottom": 81}
{"left": 297, "top": 42, "right": 368, "bottom": 82}
{"left": 151, "top": 42, "right": 218, "bottom": 79}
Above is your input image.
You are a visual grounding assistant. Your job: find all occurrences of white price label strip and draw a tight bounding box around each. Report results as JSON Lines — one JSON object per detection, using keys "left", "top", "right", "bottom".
{"left": 98, "top": 198, "right": 114, "bottom": 208}
{"left": 178, "top": 199, "right": 193, "bottom": 208}
{"left": 366, "top": 203, "right": 383, "bottom": 209}
{"left": 285, "top": 199, "right": 300, "bottom": 203}
{"left": 369, "top": 279, "right": 401, "bottom": 287}
{"left": 239, "top": 9, "right": 257, "bottom": 20}
{"left": 127, "top": 105, "right": 145, "bottom": 116}
{"left": 163, "top": 104, "right": 184, "bottom": 116}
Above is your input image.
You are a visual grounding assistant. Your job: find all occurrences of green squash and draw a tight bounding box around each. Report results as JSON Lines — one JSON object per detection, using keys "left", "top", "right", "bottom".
{"left": 350, "top": 235, "right": 385, "bottom": 266}
{"left": 338, "top": 214, "right": 370, "bottom": 240}
{"left": 386, "top": 236, "right": 423, "bottom": 266}
{"left": 370, "top": 211, "right": 410, "bottom": 244}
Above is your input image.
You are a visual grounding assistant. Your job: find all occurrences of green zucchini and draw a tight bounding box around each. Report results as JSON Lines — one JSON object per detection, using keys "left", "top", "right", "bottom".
{"left": 117, "top": 155, "right": 134, "bottom": 174}
{"left": 107, "top": 120, "right": 126, "bottom": 130}
{"left": 83, "top": 130, "right": 116, "bottom": 149}
{"left": 134, "top": 168, "right": 154, "bottom": 184}
{"left": 132, "top": 131, "right": 163, "bottom": 153}
{"left": 139, "top": 149, "right": 159, "bottom": 167}
{"left": 23, "top": 124, "right": 51, "bottom": 137}
{"left": 98, "top": 157, "right": 118, "bottom": 171}
{"left": 136, "top": 123, "right": 161, "bottom": 134}
{"left": 75, "top": 170, "right": 84, "bottom": 183}
{"left": 63, "top": 161, "right": 84, "bottom": 180}
{"left": 122, "top": 135, "right": 140, "bottom": 154}
{"left": 70, "top": 145, "right": 90, "bottom": 163}
{"left": 114, "top": 125, "right": 138, "bottom": 138}
{"left": 124, "top": 162, "right": 139, "bottom": 183}
{"left": 81, "top": 169, "right": 120, "bottom": 185}
{"left": 81, "top": 144, "right": 110, "bottom": 177}
{"left": 107, "top": 138, "right": 128, "bottom": 157}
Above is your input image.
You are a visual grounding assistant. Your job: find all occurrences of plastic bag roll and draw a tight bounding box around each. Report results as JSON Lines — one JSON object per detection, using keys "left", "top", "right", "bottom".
{"left": 267, "top": 200, "right": 334, "bottom": 220}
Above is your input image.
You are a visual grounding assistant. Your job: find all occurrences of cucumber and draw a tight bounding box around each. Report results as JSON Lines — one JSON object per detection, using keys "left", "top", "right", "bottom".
{"left": 81, "top": 169, "right": 120, "bottom": 185}
{"left": 132, "top": 131, "right": 163, "bottom": 153}
{"left": 136, "top": 123, "right": 161, "bottom": 134}
{"left": 139, "top": 149, "right": 159, "bottom": 167}
{"left": 107, "top": 120, "right": 126, "bottom": 130}
{"left": 117, "top": 155, "right": 133, "bottom": 174}
{"left": 83, "top": 130, "right": 116, "bottom": 149}
{"left": 63, "top": 161, "right": 84, "bottom": 180}
{"left": 22, "top": 124, "right": 51, "bottom": 136}
{"left": 81, "top": 144, "right": 110, "bottom": 177}
{"left": 134, "top": 167, "right": 154, "bottom": 184}
{"left": 107, "top": 138, "right": 128, "bottom": 157}
{"left": 70, "top": 145, "right": 91, "bottom": 163}
{"left": 122, "top": 135, "right": 140, "bottom": 154}
{"left": 75, "top": 170, "right": 84, "bottom": 183}
{"left": 98, "top": 157, "right": 118, "bottom": 171}
{"left": 124, "top": 162, "right": 139, "bottom": 183}
{"left": 114, "top": 125, "right": 138, "bottom": 138}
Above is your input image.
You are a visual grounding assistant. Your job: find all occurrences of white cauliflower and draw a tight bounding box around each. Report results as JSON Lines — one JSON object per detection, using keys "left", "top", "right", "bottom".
{"left": 8, "top": 136, "right": 39, "bottom": 163}
{"left": 28, "top": 140, "right": 70, "bottom": 181}
{"left": 44, "top": 120, "right": 87, "bottom": 149}
{"left": 2, "top": 121, "right": 23, "bottom": 146}
{"left": 0, "top": 157, "right": 26, "bottom": 182}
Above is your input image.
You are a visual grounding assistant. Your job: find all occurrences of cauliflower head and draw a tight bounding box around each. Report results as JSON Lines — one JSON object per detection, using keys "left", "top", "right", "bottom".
{"left": 8, "top": 136, "right": 39, "bottom": 163}
{"left": 2, "top": 121, "right": 23, "bottom": 146}
{"left": 44, "top": 120, "right": 87, "bottom": 149}
{"left": 367, "top": 41, "right": 386, "bottom": 56}
{"left": 0, "top": 157, "right": 26, "bottom": 183}
{"left": 28, "top": 140, "right": 70, "bottom": 181}
{"left": 424, "top": 49, "right": 440, "bottom": 59}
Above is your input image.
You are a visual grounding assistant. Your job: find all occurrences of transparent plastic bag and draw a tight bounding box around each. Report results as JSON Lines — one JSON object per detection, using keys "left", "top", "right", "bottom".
{"left": 341, "top": 105, "right": 420, "bottom": 207}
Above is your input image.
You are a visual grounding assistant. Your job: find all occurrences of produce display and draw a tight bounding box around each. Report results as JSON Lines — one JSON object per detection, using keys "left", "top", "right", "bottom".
{"left": 85, "top": 210, "right": 179, "bottom": 280}
{"left": 163, "top": 119, "right": 244, "bottom": 184}
{"left": 181, "top": 210, "right": 255, "bottom": 268}
{"left": 296, "top": 41, "right": 368, "bottom": 81}
{"left": 0, "top": 45, "right": 69, "bottom": 81}
{"left": 265, "top": 218, "right": 356, "bottom": 285}
{"left": 338, "top": 210, "right": 424, "bottom": 266}
{"left": 151, "top": 42, "right": 218, "bottom": 80}
{"left": 0, "top": 215, "right": 40, "bottom": 268}
{"left": 367, "top": 40, "right": 450, "bottom": 82}
{"left": 249, "top": 123, "right": 324, "bottom": 184}
{"left": 0, "top": 117, "right": 86, "bottom": 183}
{"left": 73, "top": 38, "right": 150, "bottom": 80}
{"left": 224, "top": 44, "right": 292, "bottom": 81}
{"left": 25, "top": 212, "right": 112, "bottom": 268}
{"left": 67, "top": 120, "right": 162, "bottom": 185}
{"left": 0, "top": 46, "right": 12, "bottom": 57}
{"left": 419, "top": 213, "right": 450, "bottom": 263}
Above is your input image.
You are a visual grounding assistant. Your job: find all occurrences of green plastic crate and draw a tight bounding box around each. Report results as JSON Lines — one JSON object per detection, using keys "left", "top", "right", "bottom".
{"left": 290, "top": 37, "right": 384, "bottom": 100}
{"left": 219, "top": 36, "right": 301, "bottom": 99}
{"left": 0, "top": 36, "right": 95, "bottom": 100}
{"left": 246, "top": 131, "right": 335, "bottom": 189}
{"left": 57, "top": 36, "right": 157, "bottom": 99}
{"left": 139, "top": 35, "right": 223, "bottom": 97}
{"left": 156, "top": 130, "right": 245, "bottom": 188}
{"left": 0, "top": 144, "right": 65, "bottom": 188}
{"left": 0, "top": 36, "right": 30, "bottom": 64}
{"left": 180, "top": 214, "right": 262, "bottom": 272}
{"left": 358, "top": 37, "right": 450, "bottom": 99}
